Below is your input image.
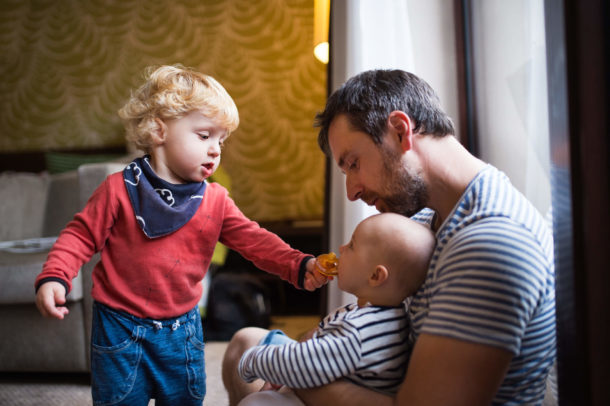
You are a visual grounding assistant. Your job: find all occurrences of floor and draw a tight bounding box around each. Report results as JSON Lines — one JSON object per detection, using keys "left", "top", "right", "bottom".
{"left": 0, "top": 315, "right": 320, "bottom": 406}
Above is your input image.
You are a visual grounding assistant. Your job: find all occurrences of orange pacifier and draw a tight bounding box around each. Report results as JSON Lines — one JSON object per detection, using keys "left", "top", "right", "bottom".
{"left": 315, "top": 252, "right": 339, "bottom": 277}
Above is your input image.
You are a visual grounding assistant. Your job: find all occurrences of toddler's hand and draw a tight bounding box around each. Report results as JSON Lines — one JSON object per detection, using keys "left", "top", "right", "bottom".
{"left": 36, "top": 281, "right": 70, "bottom": 320}
{"left": 303, "top": 258, "right": 329, "bottom": 291}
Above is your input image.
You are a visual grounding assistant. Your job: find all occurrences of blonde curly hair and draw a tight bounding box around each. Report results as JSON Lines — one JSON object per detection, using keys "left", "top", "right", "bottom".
{"left": 118, "top": 65, "right": 239, "bottom": 153}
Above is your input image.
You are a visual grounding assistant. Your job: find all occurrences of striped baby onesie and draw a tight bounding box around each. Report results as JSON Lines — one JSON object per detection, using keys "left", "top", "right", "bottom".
{"left": 238, "top": 303, "right": 410, "bottom": 395}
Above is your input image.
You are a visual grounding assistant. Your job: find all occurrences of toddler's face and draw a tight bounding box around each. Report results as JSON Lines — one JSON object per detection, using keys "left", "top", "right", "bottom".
{"left": 158, "top": 110, "right": 228, "bottom": 184}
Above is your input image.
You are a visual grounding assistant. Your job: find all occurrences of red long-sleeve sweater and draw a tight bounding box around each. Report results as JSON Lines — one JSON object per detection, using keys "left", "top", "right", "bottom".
{"left": 36, "top": 172, "right": 310, "bottom": 319}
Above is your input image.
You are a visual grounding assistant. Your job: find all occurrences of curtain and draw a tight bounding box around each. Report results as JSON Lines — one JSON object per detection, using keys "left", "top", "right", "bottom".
{"left": 470, "top": 0, "right": 551, "bottom": 214}
{"left": 326, "top": 0, "right": 415, "bottom": 311}
{"left": 326, "top": 0, "right": 460, "bottom": 310}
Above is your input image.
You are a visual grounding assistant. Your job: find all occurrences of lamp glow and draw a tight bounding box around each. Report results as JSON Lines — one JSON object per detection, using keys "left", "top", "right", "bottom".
{"left": 314, "top": 41, "right": 329, "bottom": 64}
{"left": 313, "top": 0, "right": 330, "bottom": 64}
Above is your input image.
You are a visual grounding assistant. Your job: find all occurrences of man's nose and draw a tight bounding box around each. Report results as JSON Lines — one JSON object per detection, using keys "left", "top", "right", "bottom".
{"left": 345, "top": 174, "right": 362, "bottom": 201}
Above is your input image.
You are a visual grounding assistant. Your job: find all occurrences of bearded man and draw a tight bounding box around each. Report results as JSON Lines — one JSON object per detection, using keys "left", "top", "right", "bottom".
{"left": 222, "top": 69, "right": 556, "bottom": 406}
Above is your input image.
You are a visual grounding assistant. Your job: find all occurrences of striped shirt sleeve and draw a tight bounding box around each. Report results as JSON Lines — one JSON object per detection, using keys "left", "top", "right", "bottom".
{"left": 238, "top": 322, "right": 362, "bottom": 388}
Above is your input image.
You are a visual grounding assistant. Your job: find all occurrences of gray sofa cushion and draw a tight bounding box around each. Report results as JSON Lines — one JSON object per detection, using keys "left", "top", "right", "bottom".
{"left": 0, "top": 172, "right": 50, "bottom": 241}
{"left": 0, "top": 302, "right": 88, "bottom": 371}
{"left": 77, "top": 162, "right": 126, "bottom": 206}
{"left": 0, "top": 240, "right": 83, "bottom": 304}
{"left": 42, "top": 170, "right": 80, "bottom": 237}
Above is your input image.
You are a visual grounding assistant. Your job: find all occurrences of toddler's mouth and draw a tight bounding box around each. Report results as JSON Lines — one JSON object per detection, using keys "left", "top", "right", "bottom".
{"left": 200, "top": 163, "right": 215, "bottom": 178}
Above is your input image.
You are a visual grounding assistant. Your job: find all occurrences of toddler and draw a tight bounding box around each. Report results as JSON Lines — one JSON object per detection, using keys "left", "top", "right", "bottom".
{"left": 35, "top": 65, "right": 325, "bottom": 406}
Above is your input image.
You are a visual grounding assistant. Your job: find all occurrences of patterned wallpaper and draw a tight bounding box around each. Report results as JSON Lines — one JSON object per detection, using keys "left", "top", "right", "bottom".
{"left": 0, "top": 0, "right": 327, "bottom": 222}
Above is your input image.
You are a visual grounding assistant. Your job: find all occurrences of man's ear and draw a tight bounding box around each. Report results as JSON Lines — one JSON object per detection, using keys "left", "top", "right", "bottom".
{"left": 388, "top": 111, "right": 413, "bottom": 152}
{"left": 369, "top": 265, "right": 389, "bottom": 287}
{"left": 152, "top": 118, "right": 167, "bottom": 145}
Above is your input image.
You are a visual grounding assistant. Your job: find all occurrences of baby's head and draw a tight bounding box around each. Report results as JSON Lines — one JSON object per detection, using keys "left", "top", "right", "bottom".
{"left": 119, "top": 65, "right": 239, "bottom": 154}
{"left": 337, "top": 213, "right": 435, "bottom": 307}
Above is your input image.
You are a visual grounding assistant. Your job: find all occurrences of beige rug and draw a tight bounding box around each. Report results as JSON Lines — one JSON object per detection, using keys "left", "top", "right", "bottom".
{"left": 0, "top": 342, "right": 229, "bottom": 406}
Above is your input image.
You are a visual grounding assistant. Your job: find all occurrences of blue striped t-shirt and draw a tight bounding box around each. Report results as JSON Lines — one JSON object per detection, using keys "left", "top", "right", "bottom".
{"left": 410, "top": 165, "right": 556, "bottom": 405}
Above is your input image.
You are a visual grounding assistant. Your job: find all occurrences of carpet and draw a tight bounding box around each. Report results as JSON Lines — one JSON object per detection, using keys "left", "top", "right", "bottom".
{"left": 0, "top": 342, "right": 229, "bottom": 406}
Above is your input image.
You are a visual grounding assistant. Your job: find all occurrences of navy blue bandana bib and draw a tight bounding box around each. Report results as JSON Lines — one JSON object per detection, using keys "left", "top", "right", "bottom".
{"left": 123, "top": 156, "right": 206, "bottom": 238}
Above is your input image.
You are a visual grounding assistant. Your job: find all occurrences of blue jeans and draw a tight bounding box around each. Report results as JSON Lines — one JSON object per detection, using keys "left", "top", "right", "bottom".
{"left": 90, "top": 302, "right": 205, "bottom": 406}
{"left": 260, "top": 329, "right": 296, "bottom": 346}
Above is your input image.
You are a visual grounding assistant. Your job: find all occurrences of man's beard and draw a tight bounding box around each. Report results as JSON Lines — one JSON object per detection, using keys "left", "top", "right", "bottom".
{"left": 376, "top": 146, "right": 429, "bottom": 217}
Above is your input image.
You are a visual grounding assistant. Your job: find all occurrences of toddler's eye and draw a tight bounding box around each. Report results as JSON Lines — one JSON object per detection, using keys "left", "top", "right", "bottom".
{"left": 198, "top": 132, "right": 210, "bottom": 140}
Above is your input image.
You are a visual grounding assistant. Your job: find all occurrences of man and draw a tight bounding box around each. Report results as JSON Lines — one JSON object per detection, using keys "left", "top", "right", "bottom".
{"left": 222, "top": 69, "right": 556, "bottom": 405}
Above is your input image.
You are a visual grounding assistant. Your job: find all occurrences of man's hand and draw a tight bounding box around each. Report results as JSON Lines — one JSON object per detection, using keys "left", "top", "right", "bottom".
{"left": 303, "top": 257, "right": 330, "bottom": 291}
{"left": 394, "top": 333, "right": 512, "bottom": 405}
{"left": 35, "top": 281, "right": 70, "bottom": 319}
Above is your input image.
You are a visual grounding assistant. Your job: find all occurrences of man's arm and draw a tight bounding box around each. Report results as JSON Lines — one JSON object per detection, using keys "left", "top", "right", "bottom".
{"left": 294, "top": 333, "right": 512, "bottom": 406}
{"left": 395, "top": 334, "right": 512, "bottom": 405}
{"left": 294, "top": 380, "right": 393, "bottom": 406}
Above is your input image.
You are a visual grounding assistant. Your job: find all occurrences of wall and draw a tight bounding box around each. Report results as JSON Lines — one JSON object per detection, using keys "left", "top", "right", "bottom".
{"left": 0, "top": 0, "right": 327, "bottom": 222}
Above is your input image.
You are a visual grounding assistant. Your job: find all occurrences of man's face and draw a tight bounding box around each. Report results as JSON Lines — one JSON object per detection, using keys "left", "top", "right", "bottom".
{"left": 328, "top": 115, "right": 428, "bottom": 217}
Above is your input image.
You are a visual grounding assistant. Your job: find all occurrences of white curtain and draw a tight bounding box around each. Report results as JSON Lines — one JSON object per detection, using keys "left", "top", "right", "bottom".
{"left": 325, "top": 0, "right": 415, "bottom": 311}
{"left": 326, "top": 0, "right": 459, "bottom": 311}
{"left": 471, "top": 0, "right": 551, "bottom": 214}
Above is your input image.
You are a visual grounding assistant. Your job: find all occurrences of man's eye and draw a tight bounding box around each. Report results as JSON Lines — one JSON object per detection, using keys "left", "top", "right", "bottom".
{"left": 349, "top": 159, "right": 358, "bottom": 170}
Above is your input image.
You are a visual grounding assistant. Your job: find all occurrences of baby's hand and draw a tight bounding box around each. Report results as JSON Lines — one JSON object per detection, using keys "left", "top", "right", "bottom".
{"left": 35, "top": 281, "right": 70, "bottom": 320}
{"left": 303, "top": 258, "right": 329, "bottom": 291}
{"left": 260, "top": 381, "right": 283, "bottom": 392}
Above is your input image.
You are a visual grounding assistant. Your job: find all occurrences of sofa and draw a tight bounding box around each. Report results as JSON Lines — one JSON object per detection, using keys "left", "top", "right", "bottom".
{"left": 0, "top": 161, "right": 125, "bottom": 372}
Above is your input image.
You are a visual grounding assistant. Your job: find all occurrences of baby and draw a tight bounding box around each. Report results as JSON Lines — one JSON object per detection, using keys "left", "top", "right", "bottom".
{"left": 238, "top": 212, "right": 435, "bottom": 395}
{"left": 34, "top": 65, "right": 325, "bottom": 406}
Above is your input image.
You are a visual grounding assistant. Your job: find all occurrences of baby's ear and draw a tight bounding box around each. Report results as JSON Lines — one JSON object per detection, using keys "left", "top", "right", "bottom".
{"left": 369, "top": 265, "right": 389, "bottom": 287}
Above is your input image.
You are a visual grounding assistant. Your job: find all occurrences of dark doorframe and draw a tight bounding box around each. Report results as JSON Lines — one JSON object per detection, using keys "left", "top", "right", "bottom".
{"left": 453, "top": 0, "right": 478, "bottom": 155}
{"left": 545, "top": 0, "right": 609, "bottom": 404}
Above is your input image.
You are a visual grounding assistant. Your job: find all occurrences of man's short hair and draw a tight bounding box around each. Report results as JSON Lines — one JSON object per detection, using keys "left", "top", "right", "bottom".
{"left": 315, "top": 69, "right": 454, "bottom": 155}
